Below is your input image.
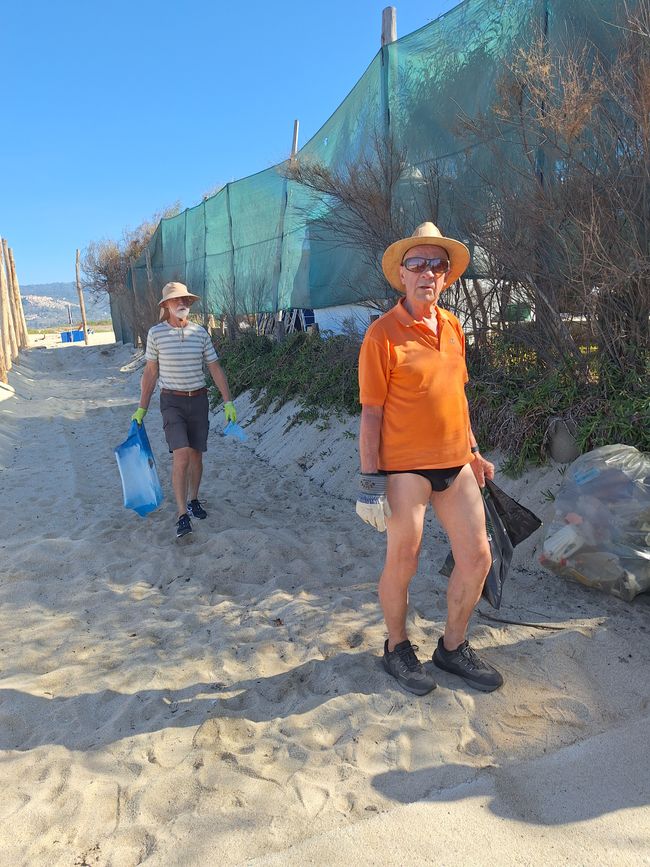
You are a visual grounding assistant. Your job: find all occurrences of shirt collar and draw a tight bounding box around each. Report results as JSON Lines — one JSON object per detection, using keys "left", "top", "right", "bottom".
{"left": 392, "top": 297, "right": 447, "bottom": 329}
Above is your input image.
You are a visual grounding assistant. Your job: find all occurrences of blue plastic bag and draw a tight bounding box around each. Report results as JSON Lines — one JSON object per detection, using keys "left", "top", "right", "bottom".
{"left": 114, "top": 421, "right": 164, "bottom": 517}
{"left": 223, "top": 421, "right": 248, "bottom": 442}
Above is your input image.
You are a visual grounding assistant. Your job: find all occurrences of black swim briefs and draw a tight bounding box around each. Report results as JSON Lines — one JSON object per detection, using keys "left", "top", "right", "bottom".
{"left": 385, "top": 466, "right": 465, "bottom": 492}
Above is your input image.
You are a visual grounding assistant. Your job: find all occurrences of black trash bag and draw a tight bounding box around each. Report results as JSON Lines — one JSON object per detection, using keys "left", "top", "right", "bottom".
{"left": 484, "top": 478, "right": 542, "bottom": 547}
{"left": 439, "top": 481, "right": 542, "bottom": 609}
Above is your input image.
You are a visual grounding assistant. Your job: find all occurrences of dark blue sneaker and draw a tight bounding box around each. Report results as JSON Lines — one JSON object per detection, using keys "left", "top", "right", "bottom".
{"left": 176, "top": 513, "right": 192, "bottom": 539}
{"left": 383, "top": 639, "right": 437, "bottom": 696}
{"left": 187, "top": 499, "right": 207, "bottom": 520}
{"left": 433, "top": 638, "right": 503, "bottom": 692}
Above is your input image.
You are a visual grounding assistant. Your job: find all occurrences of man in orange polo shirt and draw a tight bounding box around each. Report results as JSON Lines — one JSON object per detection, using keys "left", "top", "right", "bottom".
{"left": 356, "top": 222, "right": 502, "bottom": 695}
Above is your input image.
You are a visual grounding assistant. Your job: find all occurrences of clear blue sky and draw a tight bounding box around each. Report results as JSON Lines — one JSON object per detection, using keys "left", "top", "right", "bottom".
{"left": 2, "top": 0, "right": 459, "bottom": 284}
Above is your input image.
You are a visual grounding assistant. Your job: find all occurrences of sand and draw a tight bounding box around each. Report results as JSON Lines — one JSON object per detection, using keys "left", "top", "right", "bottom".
{"left": 0, "top": 334, "right": 648, "bottom": 866}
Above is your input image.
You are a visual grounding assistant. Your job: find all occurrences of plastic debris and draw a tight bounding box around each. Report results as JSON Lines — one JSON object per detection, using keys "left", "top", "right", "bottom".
{"left": 223, "top": 421, "right": 248, "bottom": 442}
{"left": 540, "top": 445, "right": 650, "bottom": 601}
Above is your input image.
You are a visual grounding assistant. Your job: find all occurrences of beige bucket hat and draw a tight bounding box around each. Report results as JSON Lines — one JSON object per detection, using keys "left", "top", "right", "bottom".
{"left": 381, "top": 221, "right": 470, "bottom": 292}
{"left": 158, "top": 281, "right": 199, "bottom": 321}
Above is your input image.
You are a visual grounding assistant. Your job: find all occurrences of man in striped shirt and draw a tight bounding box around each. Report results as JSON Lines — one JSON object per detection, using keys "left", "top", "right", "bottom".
{"left": 131, "top": 282, "right": 236, "bottom": 539}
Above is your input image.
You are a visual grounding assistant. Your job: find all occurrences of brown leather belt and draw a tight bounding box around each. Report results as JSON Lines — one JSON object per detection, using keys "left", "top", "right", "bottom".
{"left": 161, "top": 387, "right": 208, "bottom": 397}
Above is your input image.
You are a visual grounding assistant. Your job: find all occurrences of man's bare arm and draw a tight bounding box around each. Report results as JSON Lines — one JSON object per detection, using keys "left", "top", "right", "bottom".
{"left": 465, "top": 397, "right": 495, "bottom": 484}
{"left": 138, "top": 360, "right": 159, "bottom": 409}
{"left": 359, "top": 404, "right": 384, "bottom": 473}
{"left": 206, "top": 360, "right": 232, "bottom": 404}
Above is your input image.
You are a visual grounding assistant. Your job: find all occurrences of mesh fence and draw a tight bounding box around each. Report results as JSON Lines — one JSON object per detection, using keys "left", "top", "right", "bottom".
{"left": 113, "top": 0, "right": 623, "bottom": 343}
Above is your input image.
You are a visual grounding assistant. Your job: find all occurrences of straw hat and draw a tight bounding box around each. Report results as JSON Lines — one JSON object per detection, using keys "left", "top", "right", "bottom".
{"left": 381, "top": 222, "right": 470, "bottom": 292}
{"left": 158, "top": 281, "right": 199, "bottom": 321}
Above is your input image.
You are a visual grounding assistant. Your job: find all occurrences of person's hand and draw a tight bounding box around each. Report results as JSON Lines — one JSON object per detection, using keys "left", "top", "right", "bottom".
{"left": 471, "top": 451, "right": 495, "bottom": 487}
{"left": 355, "top": 473, "right": 391, "bottom": 532}
{"left": 131, "top": 407, "right": 147, "bottom": 425}
{"left": 224, "top": 401, "right": 237, "bottom": 423}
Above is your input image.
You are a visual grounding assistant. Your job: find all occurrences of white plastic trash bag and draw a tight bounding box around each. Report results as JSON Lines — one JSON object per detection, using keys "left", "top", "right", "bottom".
{"left": 540, "top": 445, "right": 650, "bottom": 601}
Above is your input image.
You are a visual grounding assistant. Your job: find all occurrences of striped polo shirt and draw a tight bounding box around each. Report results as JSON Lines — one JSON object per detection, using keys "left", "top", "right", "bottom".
{"left": 145, "top": 322, "right": 219, "bottom": 390}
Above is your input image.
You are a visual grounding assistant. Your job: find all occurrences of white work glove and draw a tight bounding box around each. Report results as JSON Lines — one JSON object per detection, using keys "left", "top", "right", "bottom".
{"left": 355, "top": 473, "right": 392, "bottom": 532}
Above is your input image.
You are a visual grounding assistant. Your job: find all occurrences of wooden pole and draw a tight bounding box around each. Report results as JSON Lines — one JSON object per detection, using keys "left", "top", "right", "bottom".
{"left": 3, "top": 240, "right": 27, "bottom": 349}
{"left": 0, "top": 277, "right": 13, "bottom": 371}
{"left": 381, "top": 6, "right": 397, "bottom": 45}
{"left": 129, "top": 264, "right": 143, "bottom": 347}
{"left": 75, "top": 248, "right": 89, "bottom": 344}
{"left": 0, "top": 243, "right": 17, "bottom": 364}
{"left": 145, "top": 247, "right": 154, "bottom": 294}
{"left": 8, "top": 247, "right": 29, "bottom": 348}
{"left": 380, "top": 7, "right": 397, "bottom": 168}
{"left": 145, "top": 247, "right": 158, "bottom": 329}
{"left": 0, "top": 242, "right": 18, "bottom": 360}
{"left": 1, "top": 240, "right": 20, "bottom": 352}
{"left": 0, "top": 265, "right": 7, "bottom": 379}
{"left": 0, "top": 330, "right": 7, "bottom": 383}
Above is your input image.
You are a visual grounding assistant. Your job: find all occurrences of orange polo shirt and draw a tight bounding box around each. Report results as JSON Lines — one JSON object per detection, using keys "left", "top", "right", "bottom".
{"left": 358, "top": 299, "right": 472, "bottom": 470}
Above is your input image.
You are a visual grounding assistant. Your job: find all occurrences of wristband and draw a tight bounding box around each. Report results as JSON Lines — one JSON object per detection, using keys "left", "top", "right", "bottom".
{"left": 359, "top": 473, "right": 387, "bottom": 495}
{"left": 470, "top": 445, "right": 480, "bottom": 454}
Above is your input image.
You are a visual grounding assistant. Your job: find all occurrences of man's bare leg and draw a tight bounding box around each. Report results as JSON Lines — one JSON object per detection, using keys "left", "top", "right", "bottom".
{"left": 188, "top": 449, "right": 203, "bottom": 501}
{"left": 430, "top": 464, "right": 492, "bottom": 650}
{"left": 171, "top": 446, "right": 192, "bottom": 517}
{"left": 380, "top": 473, "right": 431, "bottom": 650}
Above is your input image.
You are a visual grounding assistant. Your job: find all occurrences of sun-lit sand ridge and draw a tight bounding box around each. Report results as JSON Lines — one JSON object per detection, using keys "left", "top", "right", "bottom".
{"left": 0, "top": 334, "right": 648, "bottom": 866}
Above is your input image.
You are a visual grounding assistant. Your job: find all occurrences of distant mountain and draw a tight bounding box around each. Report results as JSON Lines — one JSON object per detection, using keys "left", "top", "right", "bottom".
{"left": 21, "top": 282, "right": 111, "bottom": 328}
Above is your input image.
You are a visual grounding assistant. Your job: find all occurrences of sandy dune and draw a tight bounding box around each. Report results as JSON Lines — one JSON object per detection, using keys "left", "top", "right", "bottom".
{"left": 0, "top": 337, "right": 648, "bottom": 866}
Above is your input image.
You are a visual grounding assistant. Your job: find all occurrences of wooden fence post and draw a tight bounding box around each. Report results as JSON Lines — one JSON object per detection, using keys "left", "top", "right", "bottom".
{"left": 75, "top": 249, "right": 89, "bottom": 344}
{"left": 0, "top": 244, "right": 16, "bottom": 367}
{"left": 0, "top": 318, "right": 7, "bottom": 382}
{"left": 8, "top": 247, "right": 29, "bottom": 348}
{"left": 145, "top": 247, "right": 157, "bottom": 330}
{"left": 3, "top": 240, "right": 27, "bottom": 349}
{"left": 2, "top": 240, "right": 19, "bottom": 351}
{"left": 0, "top": 242, "right": 18, "bottom": 360}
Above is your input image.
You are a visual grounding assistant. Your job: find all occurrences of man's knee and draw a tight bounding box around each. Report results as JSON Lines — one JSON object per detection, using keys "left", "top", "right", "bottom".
{"left": 172, "top": 447, "right": 192, "bottom": 470}
{"left": 454, "top": 541, "right": 492, "bottom": 584}
{"left": 384, "top": 541, "right": 421, "bottom": 582}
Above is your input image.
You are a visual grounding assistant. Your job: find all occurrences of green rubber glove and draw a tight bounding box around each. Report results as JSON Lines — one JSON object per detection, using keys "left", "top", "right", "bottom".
{"left": 131, "top": 407, "right": 147, "bottom": 425}
{"left": 224, "top": 401, "right": 237, "bottom": 423}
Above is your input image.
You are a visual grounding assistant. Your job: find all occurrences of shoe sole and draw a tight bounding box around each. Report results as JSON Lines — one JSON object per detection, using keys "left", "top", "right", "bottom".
{"left": 433, "top": 654, "right": 503, "bottom": 692}
{"left": 176, "top": 530, "right": 193, "bottom": 543}
{"left": 382, "top": 658, "right": 437, "bottom": 696}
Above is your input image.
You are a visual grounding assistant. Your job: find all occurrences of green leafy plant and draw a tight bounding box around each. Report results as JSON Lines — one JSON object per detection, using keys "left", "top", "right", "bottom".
{"left": 209, "top": 331, "right": 361, "bottom": 425}
{"left": 209, "top": 330, "right": 648, "bottom": 475}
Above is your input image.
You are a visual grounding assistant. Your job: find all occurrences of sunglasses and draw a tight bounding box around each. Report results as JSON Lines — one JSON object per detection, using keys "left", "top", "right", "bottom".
{"left": 402, "top": 256, "right": 450, "bottom": 275}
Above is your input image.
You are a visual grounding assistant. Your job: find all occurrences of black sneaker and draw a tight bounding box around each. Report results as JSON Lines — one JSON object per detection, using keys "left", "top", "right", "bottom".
{"left": 176, "top": 513, "right": 193, "bottom": 539}
{"left": 433, "top": 638, "right": 503, "bottom": 692}
{"left": 383, "top": 639, "right": 437, "bottom": 696}
{"left": 187, "top": 499, "right": 207, "bottom": 520}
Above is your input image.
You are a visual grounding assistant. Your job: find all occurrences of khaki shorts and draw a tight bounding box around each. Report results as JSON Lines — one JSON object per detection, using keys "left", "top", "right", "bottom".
{"left": 160, "top": 391, "right": 210, "bottom": 452}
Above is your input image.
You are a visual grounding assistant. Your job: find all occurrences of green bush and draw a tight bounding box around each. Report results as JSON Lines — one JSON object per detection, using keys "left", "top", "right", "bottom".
{"left": 210, "top": 331, "right": 649, "bottom": 474}
{"left": 468, "top": 354, "right": 649, "bottom": 475}
{"left": 209, "top": 331, "right": 361, "bottom": 425}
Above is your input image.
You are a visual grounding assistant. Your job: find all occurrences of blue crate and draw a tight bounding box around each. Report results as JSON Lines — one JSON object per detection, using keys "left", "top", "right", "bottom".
{"left": 60, "top": 330, "right": 84, "bottom": 343}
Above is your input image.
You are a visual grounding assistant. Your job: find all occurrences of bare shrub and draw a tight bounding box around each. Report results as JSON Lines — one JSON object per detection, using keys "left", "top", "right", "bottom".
{"left": 455, "top": 0, "right": 650, "bottom": 376}
{"left": 81, "top": 203, "right": 180, "bottom": 344}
